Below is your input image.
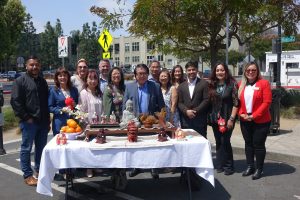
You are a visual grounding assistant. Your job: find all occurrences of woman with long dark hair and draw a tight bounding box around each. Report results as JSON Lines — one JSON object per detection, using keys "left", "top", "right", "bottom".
{"left": 48, "top": 67, "right": 79, "bottom": 136}
{"left": 171, "top": 65, "right": 185, "bottom": 88}
{"left": 208, "top": 62, "right": 239, "bottom": 175}
{"left": 103, "top": 67, "right": 126, "bottom": 122}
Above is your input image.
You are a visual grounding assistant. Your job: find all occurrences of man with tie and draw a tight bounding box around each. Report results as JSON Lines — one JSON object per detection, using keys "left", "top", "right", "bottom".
{"left": 123, "top": 63, "right": 165, "bottom": 179}
{"left": 177, "top": 61, "right": 209, "bottom": 138}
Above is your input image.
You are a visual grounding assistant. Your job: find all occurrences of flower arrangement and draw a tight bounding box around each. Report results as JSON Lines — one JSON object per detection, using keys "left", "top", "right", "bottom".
{"left": 61, "top": 104, "right": 89, "bottom": 128}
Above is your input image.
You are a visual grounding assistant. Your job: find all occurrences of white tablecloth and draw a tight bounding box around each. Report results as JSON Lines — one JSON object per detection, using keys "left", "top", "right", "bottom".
{"left": 37, "top": 129, "right": 215, "bottom": 196}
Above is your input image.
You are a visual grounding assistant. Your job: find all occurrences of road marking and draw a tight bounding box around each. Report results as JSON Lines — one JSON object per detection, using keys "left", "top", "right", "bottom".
{"left": 4, "top": 132, "right": 53, "bottom": 145}
{"left": 0, "top": 162, "right": 97, "bottom": 200}
{"left": 15, "top": 159, "right": 143, "bottom": 200}
{"left": 294, "top": 195, "right": 300, "bottom": 199}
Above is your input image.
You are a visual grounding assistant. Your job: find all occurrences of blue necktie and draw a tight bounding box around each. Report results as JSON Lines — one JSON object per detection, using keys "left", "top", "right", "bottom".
{"left": 139, "top": 88, "right": 143, "bottom": 113}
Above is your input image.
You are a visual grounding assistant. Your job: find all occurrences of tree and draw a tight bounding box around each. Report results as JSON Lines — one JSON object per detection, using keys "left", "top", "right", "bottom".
{"left": 16, "top": 13, "right": 38, "bottom": 59}
{"left": 0, "top": 0, "right": 25, "bottom": 70}
{"left": 40, "top": 19, "right": 64, "bottom": 69}
{"left": 91, "top": 0, "right": 300, "bottom": 67}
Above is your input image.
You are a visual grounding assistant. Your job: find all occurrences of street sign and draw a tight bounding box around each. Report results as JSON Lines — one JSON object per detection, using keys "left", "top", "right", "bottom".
{"left": 102, "top": 52, "right": 110, "bottom": 59}
{"left": 281, "top": 36, "right": 295, "bottom": 43}
{"left": 98, "top": 29, "right": 113, "bottom": 52}
{"left": 58, "top": 36, "right": 68, "bottom": 58}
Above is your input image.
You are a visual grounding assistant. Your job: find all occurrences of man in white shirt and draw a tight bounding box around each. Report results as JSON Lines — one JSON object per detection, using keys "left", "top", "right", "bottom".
{"left": 177, "top": 61, "right": 209, "bottom": 138}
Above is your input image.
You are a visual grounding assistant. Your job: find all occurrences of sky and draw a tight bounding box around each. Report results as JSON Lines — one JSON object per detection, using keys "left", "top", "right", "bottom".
{"left": 21, "top": 0, "right": 134, "bottom": 37}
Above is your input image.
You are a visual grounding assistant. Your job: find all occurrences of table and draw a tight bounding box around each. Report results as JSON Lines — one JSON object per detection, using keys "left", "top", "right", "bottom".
{"left": 36, "top": 129, "right": 215, "bottom": 197}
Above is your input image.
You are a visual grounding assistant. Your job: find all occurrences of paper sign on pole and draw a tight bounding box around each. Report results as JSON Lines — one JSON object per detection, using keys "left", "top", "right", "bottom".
{"left": 58, "top": 36, "right": 68, "bottom": 58}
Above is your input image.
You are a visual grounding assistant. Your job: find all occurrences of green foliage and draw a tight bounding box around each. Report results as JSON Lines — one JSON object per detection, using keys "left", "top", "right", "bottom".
{"left": 3, "top": 107, "right": 19, "bottom": 131}
{"left": 280, "top": 107, "right": 296, "bottom": 119}
{"left": 0, "top": 0, "right": 26, "bottom": 61}
{"left": 91, "top": 0, "right": 300, "bottom": 67}
{"left": 273, "top": 88, "right": 300, "bottom": 108}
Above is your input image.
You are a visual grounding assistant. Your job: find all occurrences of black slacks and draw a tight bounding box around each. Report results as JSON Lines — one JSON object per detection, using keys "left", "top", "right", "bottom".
{"left": 240, "top": 121, "right": 270, "bottom": 169}
{"left": 212, "top": 124, "right": 234, "bottom": 171}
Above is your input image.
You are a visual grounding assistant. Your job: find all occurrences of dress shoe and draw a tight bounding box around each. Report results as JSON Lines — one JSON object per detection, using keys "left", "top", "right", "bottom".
{"left": 24, "top": 176, "right": 37, "bottom": 186}
{"left": 216, "top": 168, "right": 224, "bottom": 173}
{"left": 252, "top": 169, "right": 263, "bottom": 180}
{"left": 151, "top": 169, "right": 159, "bottom": 179}
{"left": 129, "top": 168, "right": 141, "bottom": 177}
{"left": 224, "top": 169, "right": 235, "bottom": 176}
{"left": 242, "top": 167, "right": 255, "bottom": 176}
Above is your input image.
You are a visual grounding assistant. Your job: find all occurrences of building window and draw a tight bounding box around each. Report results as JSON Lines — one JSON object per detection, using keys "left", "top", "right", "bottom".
{"left": 158, "top": 55, "right": 164, "bottom": 62}
{"left": 147, "top": 42, "right": 155, "bottom": 52}
{"left": 286, "top": 63, "right": 299, "bottom": 69}
{"left": 115, "top": 57, "right": 120, "bottom": 67}
{"left": 147, "top": 56, "right": 154, "bottom": 65}
{"left": 114, "top": 43, "right": 120, "bottom": 54}
{"left": 167, "top": 59, "right": 172, "bottom": 65}
{"left": 132, "top": 56, "right": 140, "bottom": 63}
{"left": 132, "top": 42, "right": 139, "bottom": 51}
{"left": 125, "top": 56, "right": 130, "bottom": 63}
{"left": 125, "top": 43, "right": 130, "bottom": 52}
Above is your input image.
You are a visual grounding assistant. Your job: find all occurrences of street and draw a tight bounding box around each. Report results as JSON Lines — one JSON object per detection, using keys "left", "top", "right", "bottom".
{"left": 1, "top": 139, "right": 300, "bottom": 200}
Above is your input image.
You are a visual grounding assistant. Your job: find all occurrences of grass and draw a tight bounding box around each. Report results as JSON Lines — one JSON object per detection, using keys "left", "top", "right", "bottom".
{"left": 280, "top": 107, "right": 299, "bottom": 119}
{"left": 2, "top": 107, "right": 19, "bottom": 131}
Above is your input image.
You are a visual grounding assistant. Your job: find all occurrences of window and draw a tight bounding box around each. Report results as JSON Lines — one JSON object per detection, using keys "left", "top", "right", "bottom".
{"left": 115, "top": 57, "right": 120, "bottom": 67}
{"left": 158, "top": 55, "right": 164, "bottom": 62}
{"left": 132, "top": 42, "right": 139, "bottom": 51}
{"left": 125, "top": 56, "right": 130, "bottom": 63}
{"left": 286, "top": 63, "right": 299, "bottom": 69}
{"left": 147, "top": 42, "right": 155, "bottom": 52}
{"left": 147, "top": 56, "right": 154, "bottom": 65}
{"left": 132, "top": 56, "right": 140, "bottom": 63}
{"left": 125, "top": 43, "right": 130, "bottom": 52}
{"left": 114, "top": 43, "right": 120, "bottom": 54}
{"left": 167, "top": 59, "right": 172, "bottom": 65}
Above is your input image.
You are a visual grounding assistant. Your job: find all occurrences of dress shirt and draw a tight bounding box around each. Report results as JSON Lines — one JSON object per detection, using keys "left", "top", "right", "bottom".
{"left": 187, "top": 78, "right": 197, "bottom": 99}
{"left": 244, "top": 83, "right": 256, "bottom": 113}
{"left": 137, "top": 81, "right": 149, "bottom": 114}
{"left": 99, "top": 75, "right": 108, "bottom": 93}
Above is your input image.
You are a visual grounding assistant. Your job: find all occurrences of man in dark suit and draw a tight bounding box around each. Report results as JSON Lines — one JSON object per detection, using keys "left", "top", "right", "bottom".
{"left": 178, "top": 61, "right": 209, "bottom": 138}
{"left": 123, "top": 63, "right": 165, "bottom": 179}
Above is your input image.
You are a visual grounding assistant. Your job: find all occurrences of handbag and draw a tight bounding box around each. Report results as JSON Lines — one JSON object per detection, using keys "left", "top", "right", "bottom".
{"left": 217, "top": 116, "right": 227, "bottom": 133}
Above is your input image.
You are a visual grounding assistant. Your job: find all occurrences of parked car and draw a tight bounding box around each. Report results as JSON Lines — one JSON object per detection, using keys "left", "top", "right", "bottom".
{"left": 7, "top": 71, "right": 17, "bottom": 81}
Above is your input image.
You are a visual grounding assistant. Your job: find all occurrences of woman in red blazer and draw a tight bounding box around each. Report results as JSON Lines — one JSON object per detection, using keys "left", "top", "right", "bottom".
{"left": 238, "top": 62, "right": 272, "bottom": 180}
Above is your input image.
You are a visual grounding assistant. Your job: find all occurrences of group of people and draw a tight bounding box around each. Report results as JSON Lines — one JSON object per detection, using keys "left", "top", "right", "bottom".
{"left": 10, "top": 55, "right": 272, "bottom": 187}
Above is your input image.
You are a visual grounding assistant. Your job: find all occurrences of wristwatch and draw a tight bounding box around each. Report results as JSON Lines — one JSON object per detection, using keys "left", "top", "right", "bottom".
{"left": 229, "top": 116, "right": 235, "bottom": 121}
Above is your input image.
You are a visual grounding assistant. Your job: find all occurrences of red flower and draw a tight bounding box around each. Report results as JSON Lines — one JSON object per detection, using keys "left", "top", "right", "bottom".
{"left": 65, "top": 97, "right": 74, "bottom": 110}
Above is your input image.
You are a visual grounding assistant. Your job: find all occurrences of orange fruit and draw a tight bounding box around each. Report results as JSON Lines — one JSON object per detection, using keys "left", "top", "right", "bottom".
{"left": 75, "top": 126, "right": 82, "bottom": 132}
{"left": 66, "top": 127, "right": 75, "bottom": 133}
{"left": 67, "top": 119, "right": 77, "bottom": 128}
{"left": 60, "top": 126, "right": 68, "bottom": 132}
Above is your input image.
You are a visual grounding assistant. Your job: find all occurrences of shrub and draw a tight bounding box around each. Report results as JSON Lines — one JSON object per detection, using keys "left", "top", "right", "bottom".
{"left": 280, "top": 107, "right": 296, "bottom": 119}
{"left": 2, "top": 107, "right": 19, "bottom": 131}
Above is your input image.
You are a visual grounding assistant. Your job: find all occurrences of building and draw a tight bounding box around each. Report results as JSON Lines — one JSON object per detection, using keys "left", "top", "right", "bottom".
{"left": 265, "top": 50, "right": 300, "bottom": 88}
{"left": 110, "top": 35, "right": 240, "bottom": 73}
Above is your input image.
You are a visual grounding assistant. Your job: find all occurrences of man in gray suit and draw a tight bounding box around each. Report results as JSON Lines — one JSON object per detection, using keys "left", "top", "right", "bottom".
{"left": 123, "top": 63, "right": 165, "bottom": 179}
{"left": 177, "top": 61, "right": 209, "bottom": 138}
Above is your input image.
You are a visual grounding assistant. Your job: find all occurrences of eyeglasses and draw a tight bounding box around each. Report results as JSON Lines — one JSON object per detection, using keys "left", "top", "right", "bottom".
{"left": 136, "top": 72, "right": 148, "bottom": 77}
{"left": 78, "top": 66, "right": 87, "bottom": 69}
{"left": 246, "top": 69, "right": 257, "bottom": 73}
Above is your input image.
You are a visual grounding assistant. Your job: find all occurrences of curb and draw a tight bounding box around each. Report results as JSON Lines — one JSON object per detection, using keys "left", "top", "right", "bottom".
{"left": 211, "top": 145, "right": 300, "bottom": 166}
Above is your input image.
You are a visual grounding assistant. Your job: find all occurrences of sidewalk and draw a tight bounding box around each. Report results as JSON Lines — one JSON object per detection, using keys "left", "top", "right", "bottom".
{"left": 2, "top": 118, "right": 300, "bottom": 164}
{"left": 207, "top": 118, "right": 300, "bottom": 165}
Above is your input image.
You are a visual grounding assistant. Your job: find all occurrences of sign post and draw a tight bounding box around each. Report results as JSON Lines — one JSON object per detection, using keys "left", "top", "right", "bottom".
{"left": 58, "top": 36, "right": 69, "bottom": 67}
{"left": 98, "top": 29, "right": 113, "bottom": 59}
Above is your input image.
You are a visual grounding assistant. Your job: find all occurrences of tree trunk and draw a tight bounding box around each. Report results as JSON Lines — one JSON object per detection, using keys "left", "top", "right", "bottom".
{"left": 210, "top": 44, "right": 218, "bottom": 69}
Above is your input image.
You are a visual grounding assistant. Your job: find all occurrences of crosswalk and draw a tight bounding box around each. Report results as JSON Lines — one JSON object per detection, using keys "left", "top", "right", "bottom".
{"left": 0, "top": 156, "right": 143, "bottom": 200}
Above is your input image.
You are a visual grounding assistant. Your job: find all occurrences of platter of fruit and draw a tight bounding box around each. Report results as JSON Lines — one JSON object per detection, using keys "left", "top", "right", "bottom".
{"left": 60, "top": 119, "right": 82, "bottom": 140}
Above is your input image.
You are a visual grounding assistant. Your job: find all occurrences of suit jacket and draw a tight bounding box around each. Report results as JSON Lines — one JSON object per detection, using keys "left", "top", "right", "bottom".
{"left": 48, "top": 86, "right": 79, "bottom": 135}
{"left": 177, "top": 78, "right": 209, "bottom": 135}
{"left": 123, "top": 80, "right": 165, "bottom": 116}
{"left": 238, "top": 79, "right": 272, "bottom": 123}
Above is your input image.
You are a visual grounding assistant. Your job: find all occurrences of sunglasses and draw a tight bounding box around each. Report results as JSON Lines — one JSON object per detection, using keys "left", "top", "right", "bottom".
{"left": 246, "top": 69, "right": 257, "bottom": 73}
{"left": 78, "top": 65, "right": 87, "bottom": 69}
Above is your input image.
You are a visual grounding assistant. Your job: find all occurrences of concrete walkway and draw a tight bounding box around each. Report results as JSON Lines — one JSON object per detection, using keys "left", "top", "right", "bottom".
{"left": 2, "top": 117, "right": 300, "bottom": 164}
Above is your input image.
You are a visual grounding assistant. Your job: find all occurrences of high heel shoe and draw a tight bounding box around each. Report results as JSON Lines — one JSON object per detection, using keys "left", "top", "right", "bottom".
{"left": 252, "top": 169, "right": 263, "bottom": 180}
{"left": 242, "top": 166, "right": 255, "bottom": 176}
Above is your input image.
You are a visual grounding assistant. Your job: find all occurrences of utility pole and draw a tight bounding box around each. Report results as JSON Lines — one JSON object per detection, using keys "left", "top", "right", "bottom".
{"left": 276, "top": 23, "right": 282, "bottom": 88}
{"left": 225, "top": 11, "right": 229, "bottom": 66}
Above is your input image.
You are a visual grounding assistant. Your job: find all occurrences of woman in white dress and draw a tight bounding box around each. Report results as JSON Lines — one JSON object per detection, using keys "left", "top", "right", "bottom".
{"left": 79, "top": 69, "right": 103, "bottom": 177}
{"left": 71, "top": 58, "right": 89, "bottom": 93}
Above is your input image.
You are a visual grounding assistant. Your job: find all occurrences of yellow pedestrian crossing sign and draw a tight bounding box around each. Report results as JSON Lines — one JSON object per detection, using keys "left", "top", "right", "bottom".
{"left": 98, "top": 29, "right": 113, "bottom": 52}
{"left": 103, "top": 52, "right": 110, "bottom": 59}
